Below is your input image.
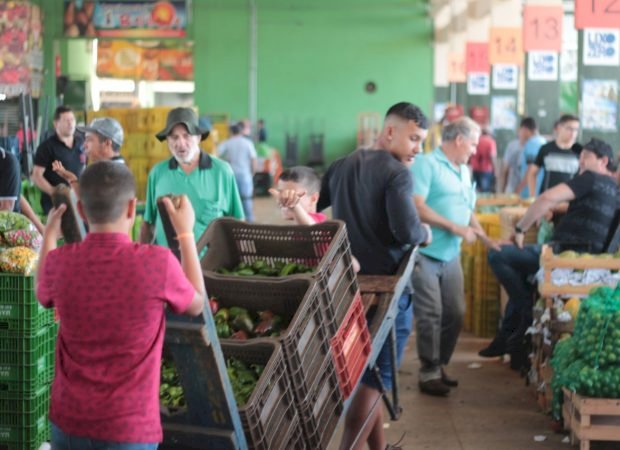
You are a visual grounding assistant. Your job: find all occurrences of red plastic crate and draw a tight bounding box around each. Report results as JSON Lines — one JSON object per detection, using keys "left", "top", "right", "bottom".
{"left": 330, "top": 292, "right": 371, "bottom": 399}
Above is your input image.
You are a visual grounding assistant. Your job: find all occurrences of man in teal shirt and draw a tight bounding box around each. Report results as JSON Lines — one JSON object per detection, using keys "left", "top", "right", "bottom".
{"left": 411, "top": 117, "right": 497, "bottom": 396}
{"left": 140, "top": 108, "right": 244, "bottom": 247}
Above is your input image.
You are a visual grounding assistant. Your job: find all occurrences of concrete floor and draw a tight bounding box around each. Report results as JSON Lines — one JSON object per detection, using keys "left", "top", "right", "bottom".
{"left": 251, "top": 197, "right": 614, "bottom": 450}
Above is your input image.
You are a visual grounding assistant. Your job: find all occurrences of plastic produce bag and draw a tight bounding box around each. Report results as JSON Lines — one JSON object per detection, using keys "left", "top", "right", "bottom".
{"left": 0, "top": 246, "right": 38, "bottom": 275}
{"left": 0, "top": 211, "right": 31, "bottom": 233}
{"left": 2, "top": 224, "right": 42, "bottom": 250}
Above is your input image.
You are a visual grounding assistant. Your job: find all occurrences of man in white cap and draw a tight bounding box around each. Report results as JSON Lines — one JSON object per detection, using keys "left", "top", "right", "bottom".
{"left": 139, "top": 107, "right": 244, "bottom": 247}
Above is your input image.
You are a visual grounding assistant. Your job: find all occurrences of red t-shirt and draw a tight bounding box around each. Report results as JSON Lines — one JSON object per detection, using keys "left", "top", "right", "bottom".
{"left": 37, "top": 233, "right": 195, "bottom": 443}
{"left": 308, "top": 212, "right": 327, "bottom": 223}
{"left": 470, "top": 134, "right": 497, "bottom": 173}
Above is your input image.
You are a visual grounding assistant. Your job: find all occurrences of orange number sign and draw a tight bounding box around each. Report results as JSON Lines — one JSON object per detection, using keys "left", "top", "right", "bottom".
{"left": 489, "top": 28, "right": 523, "bottom": 66}
{"left": 466, "top": 42, "right": 489, "bottom": 73}
{"left": 448, "top": 53, "right": 466, "bottom": 83}
{"left": 575, "top": 0, "right": 620, "bottom": 29}
{"left": 523, "top": 5, "right": 563, "bottom": 51}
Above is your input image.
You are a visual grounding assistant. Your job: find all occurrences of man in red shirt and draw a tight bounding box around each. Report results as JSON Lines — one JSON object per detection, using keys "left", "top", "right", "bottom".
{"left": 470, "top": 128, "right": 497, "bottom": 192}
{"left": 36, "top": 161, "right": 205, "bottom": 449}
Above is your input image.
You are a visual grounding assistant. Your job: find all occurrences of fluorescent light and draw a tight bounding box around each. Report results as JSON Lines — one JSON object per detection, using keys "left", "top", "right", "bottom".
{"left": 97, "top": 78, "right": 136, "bottom": 93}
{"left": 150, "top": 81, "right": 195, "bottom": 93}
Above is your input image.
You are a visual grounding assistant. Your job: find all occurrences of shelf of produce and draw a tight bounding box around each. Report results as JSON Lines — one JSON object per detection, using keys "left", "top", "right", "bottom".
{"left": 539, "top": 245, "right": 620, "bottom": 297}
{"left": 562, "top": 388, "right": 620, "bottom": 450}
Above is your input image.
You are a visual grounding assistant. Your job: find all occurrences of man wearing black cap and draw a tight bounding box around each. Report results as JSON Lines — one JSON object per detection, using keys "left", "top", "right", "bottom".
{"left": 139, "top": 107, "right": 244, "bottom": 247}
{"left": 479, "top": 138, "right": 619, "bottom": 367}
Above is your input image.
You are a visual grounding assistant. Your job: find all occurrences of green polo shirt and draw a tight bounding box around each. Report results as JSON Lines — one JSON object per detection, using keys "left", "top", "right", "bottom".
{"left": 411, "top": 147, "right": 476, "bottom": 262}
{"left": 144, "top": 152, "right": 244, "bottom": 247}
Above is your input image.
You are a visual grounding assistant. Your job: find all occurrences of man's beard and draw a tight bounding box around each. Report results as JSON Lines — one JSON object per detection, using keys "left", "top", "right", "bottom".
{"left": 174, "top": 146, "right": 198, "bottom": 165}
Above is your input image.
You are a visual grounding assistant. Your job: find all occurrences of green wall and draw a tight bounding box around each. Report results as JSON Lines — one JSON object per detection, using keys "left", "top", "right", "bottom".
{"left": 193, "top": 0, "right": 433, "bottom": 164}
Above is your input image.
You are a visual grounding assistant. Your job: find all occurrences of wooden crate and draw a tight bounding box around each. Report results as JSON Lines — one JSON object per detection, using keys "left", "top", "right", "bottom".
{"left": 562, "top": 388, "right": 620, "bottom": 450}
{"left": 538, "top": 245, "right": 620, "bottom": 297}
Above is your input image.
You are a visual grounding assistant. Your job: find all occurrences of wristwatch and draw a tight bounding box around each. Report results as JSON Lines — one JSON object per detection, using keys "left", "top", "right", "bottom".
{"left": 515, "top": 225, "right": 524, "bottom": 234}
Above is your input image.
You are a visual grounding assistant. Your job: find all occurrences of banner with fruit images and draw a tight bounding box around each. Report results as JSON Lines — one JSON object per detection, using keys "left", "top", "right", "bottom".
{"left": 64, "top": 0, "right": 187, "bottom": 38}
{"left": 96, "top": 40, "right": 193, "bottom": 81}
{"left": 0, "top": 2, "right": 43, "bottom": 98}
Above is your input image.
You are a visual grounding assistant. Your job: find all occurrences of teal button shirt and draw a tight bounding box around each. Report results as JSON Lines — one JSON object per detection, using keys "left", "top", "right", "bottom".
{"left": 411, "top": 148, "right": 476, "bottom": 262}
{"left": 143, "top": 152, "right": 245, "bottom": 247}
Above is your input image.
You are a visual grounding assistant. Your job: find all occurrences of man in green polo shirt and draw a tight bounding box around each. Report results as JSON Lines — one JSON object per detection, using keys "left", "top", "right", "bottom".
{"left": 411, "top": 117, "right": 498, "bottom": 396}
{"left": 139, "top": 107, "right": 244, "bottom": 247}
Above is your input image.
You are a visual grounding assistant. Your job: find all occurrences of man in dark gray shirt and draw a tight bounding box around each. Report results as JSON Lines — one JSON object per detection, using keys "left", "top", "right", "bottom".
{"left": 318, "top": 102, "right": 431, "bottom": 450}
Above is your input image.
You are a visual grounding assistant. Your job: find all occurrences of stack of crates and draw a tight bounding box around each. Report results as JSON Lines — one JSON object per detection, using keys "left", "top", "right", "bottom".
{"left": 198, "top": 218, "right": 358, "bottom": 449}
{"left": 461, "top": 213, "right": 502, "bottom": 338}
{"left": 0, "top": 273, "right": 57, "bottom": 450}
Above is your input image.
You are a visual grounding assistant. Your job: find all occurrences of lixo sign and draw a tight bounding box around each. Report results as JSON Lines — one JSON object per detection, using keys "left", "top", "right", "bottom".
{"left": 583, "top": 29, "right": 620, "bottom": 66}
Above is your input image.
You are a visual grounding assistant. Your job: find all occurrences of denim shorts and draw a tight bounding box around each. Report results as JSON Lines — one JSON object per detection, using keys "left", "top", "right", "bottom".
{"left": 51, "top": 422, "right": 158, "bottom": 450}
{"left": 360, "top": 293, "right": 413, "bottom": 391}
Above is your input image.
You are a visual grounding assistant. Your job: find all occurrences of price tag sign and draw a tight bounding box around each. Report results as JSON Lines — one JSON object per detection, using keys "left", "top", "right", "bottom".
{"left": 448, "top": 53, "right": 466, "bottom": 83}
{"left": 489, "top": 28, "right": 524, "bottom": 66}
{"left": 575, "top": 0, "right": 620, "bottom": 29}
{"left": 523, "top": 5, "right": 563, "bottom": 51}
{"left": 466, "top": 43, "right": 489, "bottom": 73}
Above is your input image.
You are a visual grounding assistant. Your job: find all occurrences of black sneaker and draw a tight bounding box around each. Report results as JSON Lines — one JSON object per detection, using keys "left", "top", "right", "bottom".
{"left": 478, "top": 337, "right": 506, "bottom": 357}
{"left": 418, "top": 379, "right": 450, "bottom": 396}
{"left": 441, "top": 368, "right": 458, "bottom": 387}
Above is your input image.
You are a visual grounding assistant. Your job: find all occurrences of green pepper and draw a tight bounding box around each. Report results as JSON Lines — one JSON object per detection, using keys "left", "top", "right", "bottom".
{"left": 279, "top": 262, "right": 297, "bottom": 276}
{"left": 215, "top": 308, "right": 229, "bottom": 323}
{"left": 216, "top": 322, "right": 232, "bottom": 338}
{"left": 232, "top": 313, "right": 254, "bottom": 334}
{"left": 229, "top": 307, "right": 248, "bottom": 319}
{"left": 236, "top": 268, "right": 255, "bottom": 276}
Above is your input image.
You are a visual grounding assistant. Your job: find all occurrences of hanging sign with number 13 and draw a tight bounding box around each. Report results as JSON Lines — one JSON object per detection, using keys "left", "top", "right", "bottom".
{"left": 523, "top": 5, "right": 563, "bottom": 51}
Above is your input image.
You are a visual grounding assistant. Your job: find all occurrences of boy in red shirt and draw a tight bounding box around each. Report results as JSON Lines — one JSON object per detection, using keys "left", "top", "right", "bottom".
{"left": 36, "top": 161, "right": 206, "bottom": 449}
{"left": 271, "top": 166, "right": 361, "bottom": 272}
{"left": 270, "top": 166, "right": 326, "bottom": 225}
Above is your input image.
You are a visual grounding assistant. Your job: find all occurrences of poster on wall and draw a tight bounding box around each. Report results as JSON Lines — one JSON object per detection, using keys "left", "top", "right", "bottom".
{"left": 583, "top": 29, "right": 620, "bottom": 66}
{"left": 97, "top": 40, "right": 193, "bottom": 80}
{"left": 527, "top": 51, "right": 558, "bottom": 81}
{"left": 0, "top": 2, "right": 43, "bottom": 98}
{"left": 467, "top": 73, "right": 490, "bottom": 95}
{"left": 64, "top": 1, "right": 187, "bottom": 38}
{"left": 491, "top": 96, "right": 517, "bottom": 130}
{"left": 492, "top": 64, "right": 518, "bottom": 90}
{"left": 581, "top": 79, "right": 618, "bottom": 131}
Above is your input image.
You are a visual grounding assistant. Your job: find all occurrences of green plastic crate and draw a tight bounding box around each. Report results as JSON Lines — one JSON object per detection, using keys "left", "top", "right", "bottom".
{"left": 0, "top": 324, "right": 57, "bottom": 366}
{"left": 0, "top": 274, "right": 54, "bottom": 335}
{"left": 0, "top": 386, "right": 50, "bottom": 447}
{"left": 0, "top": 350, "right": 54, "bottom": 396}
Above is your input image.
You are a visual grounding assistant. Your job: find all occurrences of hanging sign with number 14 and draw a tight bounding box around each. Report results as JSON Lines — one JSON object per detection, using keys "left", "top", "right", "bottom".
{"left": 489, "top": 28, "right": 523, "bottom": 66}
{"left": 523, "top": 5, "right": 563, "bottom": 51}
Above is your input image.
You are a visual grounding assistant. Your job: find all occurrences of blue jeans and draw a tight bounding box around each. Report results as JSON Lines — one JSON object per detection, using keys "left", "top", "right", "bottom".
{"left": 234, "top": 172, "right": 255, "bottom": 222}
{"left": 488, "top": 244, "right": 540, "bottom": 344}
{"left": 474, "top": 171, "right": 494, "bottom": 193}
{"left": 360, "top": 293, "right": 413, "bottom": 390}
{"left": 51, "top": 423, "right": 158, "bottom": 450}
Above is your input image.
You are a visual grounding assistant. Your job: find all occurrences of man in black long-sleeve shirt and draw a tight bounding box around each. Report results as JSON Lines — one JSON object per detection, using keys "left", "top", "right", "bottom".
{"left": 318, "top": 102, "right": 430, "bottom": 450}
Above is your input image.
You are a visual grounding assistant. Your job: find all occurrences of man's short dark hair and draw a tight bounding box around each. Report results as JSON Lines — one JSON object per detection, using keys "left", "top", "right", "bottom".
{"left": 520, "top": 117, "right": 537, "bottom": 132}
{"left": 79, "top": 161, "right": 135, "bottom": 224}
{"left": 54, "top": 105, "right": 73, "bottom": 121}
{"left": 279, "top": 166, "right": 321, "bottom": 194}
{"left": 385, "top": 102, "right": 429, "bottom": 130}
{"left": 583, "top": 138, "right": 616, "bottom": 172}
{"left": 557, "top": 114, "right": 580, "bottom": 125}
{"left": 94, "top": 133, "right": 121, "bottom": 153}
{"left": 229, "top": 123, "right": 241, "bottom": 135}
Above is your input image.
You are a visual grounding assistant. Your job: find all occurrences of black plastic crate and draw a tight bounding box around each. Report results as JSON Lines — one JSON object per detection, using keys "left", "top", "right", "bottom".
{"left": 221, "top": 340, "right": 300, "bottom": 450}
{"left": 198, "top": 218, "right": 359, "bottom": 336}
{"left": 203, "top": 275, "right": 331, "bottom": 405}
{"left": 297, "top": 354, "right": 343, "bottom": 450}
